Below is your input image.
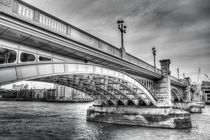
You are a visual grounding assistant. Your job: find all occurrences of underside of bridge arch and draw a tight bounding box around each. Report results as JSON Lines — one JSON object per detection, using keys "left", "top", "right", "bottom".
{"left": 33, "top": 73, "right": 152, "bottom": 107}
{"left": 0, "top": 63, "right": 157, "bottom": 107}
{"left": 171, "top": 86, "right": 184, "bottom": 103}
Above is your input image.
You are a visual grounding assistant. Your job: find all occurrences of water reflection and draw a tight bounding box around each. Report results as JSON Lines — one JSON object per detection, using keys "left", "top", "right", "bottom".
{"left": 0, "top": 101, "right": 210, "bottom": 140}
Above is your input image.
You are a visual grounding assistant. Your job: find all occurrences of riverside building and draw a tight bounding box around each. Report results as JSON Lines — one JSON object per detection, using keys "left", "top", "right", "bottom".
{"left": 202, "top": 81, "right": 210, "bottom": 104}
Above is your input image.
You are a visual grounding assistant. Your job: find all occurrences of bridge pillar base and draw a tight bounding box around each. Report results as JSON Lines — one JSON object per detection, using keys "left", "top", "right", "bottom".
{"left": 196, "top": 102, "right": 205, "bottom": 108}
{"left": 86, "top": 105, "right": 192, "bottom": 129}
{"left": 190, "top": 102, "right": 203, "bottom": 113}
{"left": 173, "top": 102, "right": 203, "bottom": 113}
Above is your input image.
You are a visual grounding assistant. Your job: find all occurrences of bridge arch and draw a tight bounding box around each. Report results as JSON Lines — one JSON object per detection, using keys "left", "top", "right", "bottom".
{"left": 0, "top": 62, "right": 157, "bottom": 106}
{"left": 171, "top": 86, "right": 184, "bottom": 102}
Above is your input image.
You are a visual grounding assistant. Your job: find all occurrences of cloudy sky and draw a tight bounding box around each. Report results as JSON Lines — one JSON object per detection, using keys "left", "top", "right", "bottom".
{"left": 3, "top": 0, "right": 210, "bottom": 88}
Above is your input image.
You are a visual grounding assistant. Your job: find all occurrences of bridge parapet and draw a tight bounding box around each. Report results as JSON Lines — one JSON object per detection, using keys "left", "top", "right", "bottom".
{"left": 0, "top": 0, "right": 162, "bottom": 75}
{"left": 171, "top": 76, "right": 188, "bottom": 87}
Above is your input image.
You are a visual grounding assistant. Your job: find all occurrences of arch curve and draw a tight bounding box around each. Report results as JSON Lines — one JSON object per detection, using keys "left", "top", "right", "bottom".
{"left": 0, "top": 62, "right": 157, "bottom": 106}
{"left": 171, "top": 86, "right": 184, "bottom": 102}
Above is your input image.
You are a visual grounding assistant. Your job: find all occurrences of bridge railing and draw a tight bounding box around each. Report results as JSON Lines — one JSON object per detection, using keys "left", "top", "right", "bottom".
{"left": 0, "top": 0, "right": 163, "bottom": 75}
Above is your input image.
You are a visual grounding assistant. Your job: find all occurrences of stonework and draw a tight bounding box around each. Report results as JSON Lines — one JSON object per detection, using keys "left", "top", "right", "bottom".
{"left": 87, "top": 105, "right": 192, "bottom": 129}
{"left": 173, "top": 102, "right": 203, "bottom": 113}
{"left": 155, "top": 59, "right": 172, "bottom": 107}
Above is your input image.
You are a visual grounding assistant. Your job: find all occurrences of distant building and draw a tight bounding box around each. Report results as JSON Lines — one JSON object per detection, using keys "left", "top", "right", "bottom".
{"left": 12, "top": 84, "right": 29, "bottom": 90}
{"left": 190, "top": 84, "right": 204, "bottom": 102}
{"left": 0, "top": 84, "right": 93, "bottom": 102}
{"left": 201, "top": 81, "right": 210, "bottom": 104}
{"left": 54, "top": 84, "right": 93, "bottom": 102}
{"left": 34, "top": 89, "right": 45, "bottom": 99}
{"left": 55, "top": 85, "right": 73, "bottom": 100}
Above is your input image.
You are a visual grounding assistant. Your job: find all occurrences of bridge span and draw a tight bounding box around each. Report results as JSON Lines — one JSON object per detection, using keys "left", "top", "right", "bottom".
{"left": 0, "top": 0, "right": 192, "bottom": 128}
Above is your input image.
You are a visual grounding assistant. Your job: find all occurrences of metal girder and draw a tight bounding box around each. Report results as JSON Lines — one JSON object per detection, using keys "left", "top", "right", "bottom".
{"left": 34, "top": 74, "right": 152, "bottom": 106}
{"left": 70, "top": 75, "right": 152, "bottom": 106}
{"left": 74, "top": 74, "right": 137, "bottom": 98}
{"left": 67, "top": 77, "right": 128, "bottom": 104}
{"left": 69, "top": 74, "right": 136, "bottom": 102}
{"left": 49, "top": 75, "right": 120, "bottom": 104}
{"left": 36, "top": 77, "right": 109, "bottom": 101}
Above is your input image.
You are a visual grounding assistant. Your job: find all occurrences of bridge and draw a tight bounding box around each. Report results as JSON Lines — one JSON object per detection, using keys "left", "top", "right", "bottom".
{"left": 0, "top": 0, "right": 192, "bottom": 128}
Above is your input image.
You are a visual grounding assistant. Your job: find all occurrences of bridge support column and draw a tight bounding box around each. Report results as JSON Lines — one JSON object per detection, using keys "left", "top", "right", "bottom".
{"left": 87, "top": 105, "right": 192, "bottom": 129}
{"left": 184, "top": 77, "right": 191, "bottom": 102}
{"left": 181, "top": 77, "right": 203, "bottom": 113}
{"left": 173, "top": 102, "right": 203, "bottom": 113}
{"left": 155, "top": 59, "right": 172, "bottom": 107}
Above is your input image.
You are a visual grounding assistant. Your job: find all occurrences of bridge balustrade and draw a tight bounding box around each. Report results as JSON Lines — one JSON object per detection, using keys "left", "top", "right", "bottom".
{"left": 2, "top": 0, "right": 162, "bottom": 75}
{"left": 17, "top": 3, "right": 34, "bottom": 20}
{"left": 39, "top": 13, "right": 67, "bottom": 33}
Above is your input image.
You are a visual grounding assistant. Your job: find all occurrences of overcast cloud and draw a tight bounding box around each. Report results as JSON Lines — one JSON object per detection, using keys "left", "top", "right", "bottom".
{"left": 21, "top": 0, "right": 210, "bottom": 83}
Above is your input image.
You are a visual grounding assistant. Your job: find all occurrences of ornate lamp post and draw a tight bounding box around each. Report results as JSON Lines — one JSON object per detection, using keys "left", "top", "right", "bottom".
{"left": 152, "top": 47, "right": 157, "bottom": 72}
{"left": 117, "top": 20, "right": 127, "bottom": 59}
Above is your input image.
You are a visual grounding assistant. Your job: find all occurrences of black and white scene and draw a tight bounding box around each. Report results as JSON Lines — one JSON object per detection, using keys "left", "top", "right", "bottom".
{"left": 0, "top": 0, "right": 210, "bottom": 139}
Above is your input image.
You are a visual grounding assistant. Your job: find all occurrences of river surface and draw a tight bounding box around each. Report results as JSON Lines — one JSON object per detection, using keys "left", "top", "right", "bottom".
{"left": 0, "top": 101, "right": 210, "bottom": 140}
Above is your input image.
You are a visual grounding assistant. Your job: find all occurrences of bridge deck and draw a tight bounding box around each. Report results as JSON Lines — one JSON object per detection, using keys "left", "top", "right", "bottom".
{"left": 0, "top": 0, "right": 187, "bottom": 87}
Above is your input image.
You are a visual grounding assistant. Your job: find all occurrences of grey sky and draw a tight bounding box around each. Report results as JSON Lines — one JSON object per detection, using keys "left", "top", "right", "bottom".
{"left": 22, "top": 0, "right": 210, "bottom": 83}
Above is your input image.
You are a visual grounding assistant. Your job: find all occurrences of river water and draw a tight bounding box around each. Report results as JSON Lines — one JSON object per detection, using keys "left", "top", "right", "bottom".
{"left": 0, "top": 101, "right": 210, "bottom": 140}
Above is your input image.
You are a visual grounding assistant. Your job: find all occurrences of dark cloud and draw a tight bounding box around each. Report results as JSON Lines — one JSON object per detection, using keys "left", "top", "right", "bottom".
{"left": 22, "top": 0, "right": 210, "bottom": 82}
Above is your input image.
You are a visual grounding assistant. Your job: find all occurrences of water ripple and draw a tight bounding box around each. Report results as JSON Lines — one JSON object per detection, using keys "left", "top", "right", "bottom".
{"left": 0, "top": 101, "right": 210, "bottom": 140}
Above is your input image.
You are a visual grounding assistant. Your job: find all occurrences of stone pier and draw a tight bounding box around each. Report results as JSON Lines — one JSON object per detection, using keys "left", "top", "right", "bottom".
{"left": 172, "top": 77, "right": 204, "bottom": 113}
{"left": 86, "top": 59, "right": 192, "bottom": 129}
{"left": 87, "top": 105, "right": 192, "bottom": 129}
{"left": 155, "top": 59, "right": 173, "bottom": 107}
{"left": 173, "top": 102, "right": 203, "bottom": 113}
{"left": 189, "top": 102, "right": 203, "bottom": 113}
